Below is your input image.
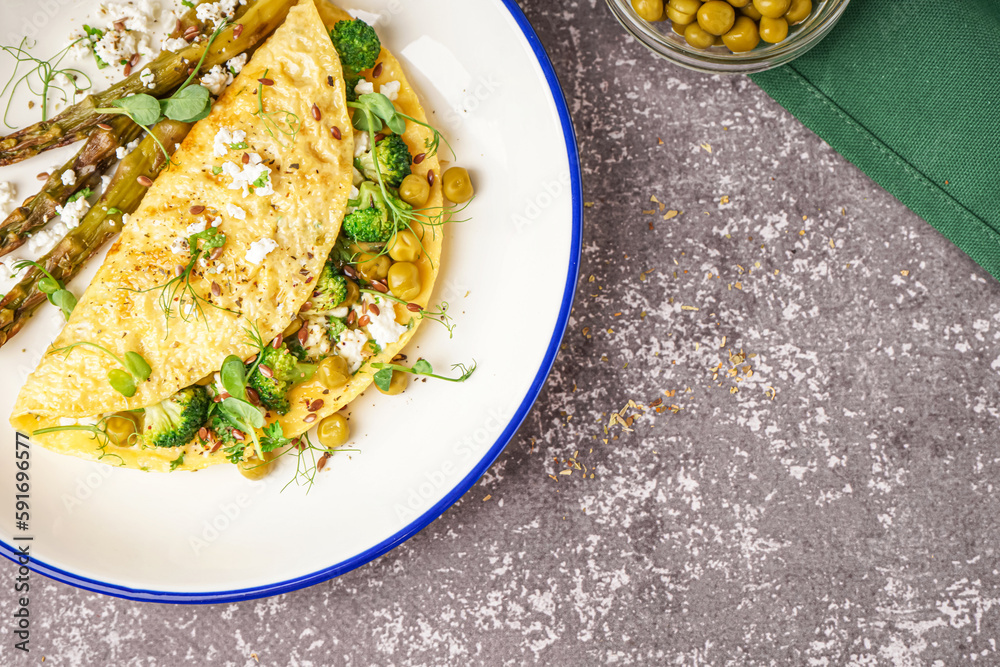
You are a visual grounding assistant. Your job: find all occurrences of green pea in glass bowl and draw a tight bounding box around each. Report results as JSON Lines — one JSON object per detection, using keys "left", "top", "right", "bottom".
{"left": 606, "top": 0, "right": 851, "bottom": 74}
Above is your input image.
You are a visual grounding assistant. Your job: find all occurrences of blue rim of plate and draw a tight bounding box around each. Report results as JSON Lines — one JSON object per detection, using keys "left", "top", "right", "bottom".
{"left": 0, "top": 0, "right": 583, "bottom": 603}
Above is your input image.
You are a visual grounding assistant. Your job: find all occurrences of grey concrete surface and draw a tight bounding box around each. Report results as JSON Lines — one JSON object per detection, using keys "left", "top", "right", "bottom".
{"left": 5, "top": 1, "right": 1000, "bottom": 665}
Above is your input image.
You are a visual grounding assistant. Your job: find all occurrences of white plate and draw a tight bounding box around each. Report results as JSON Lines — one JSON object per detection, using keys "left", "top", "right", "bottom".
{"left": 0, "top": 0, "right": 580, "bottom": 601}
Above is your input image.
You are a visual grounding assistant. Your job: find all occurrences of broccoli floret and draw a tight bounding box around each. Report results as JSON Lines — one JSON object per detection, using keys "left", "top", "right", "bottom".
{"left": 330, "top": 19, "right": 381, "bottom": 73}
{"left": 247, "top": 345, "right": 302, "bottom": 415}
{"left": 344, "top": 71, "right": 362, "bottom": 103}
{"left": 311, "top": 262, "right": 348, "bottom": 312}
{"left": 343, "top": 181, "right": 395, "bottom": 243}
{"left": 142, "top": 386, "right": 210, "bottom": 448}
{"left": 358, "top": 135, "right": 412, "bottom": 188}
{"left": 328, "top": 316, "right": 347, "bottom": 340}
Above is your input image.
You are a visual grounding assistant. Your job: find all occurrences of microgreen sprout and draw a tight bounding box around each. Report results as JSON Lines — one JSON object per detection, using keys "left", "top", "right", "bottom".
{"left": 12, "top": 260, "right": 76, "bottom": 319}
{"left": 33, "top": 416, "right": 129, "bottom": 465}
{"left": 93, "top": 20, "right": 229, "bottom": 162}
{"left": 49, "top": 341, "right": 152, "bottom": 397}
{"left": 370, "top": 358, "right": 476, "bottom": 392}
{"left": 278, "top": 429, "right": 358, "bottom": 494}
{"left": 124, "top": 227, "right": 238, "bottom": 333}
{"left": 359, "top": 288, "right": 456, "bottom": 337}
{"left": 347, "top": 92, "right": 469, "bottom": 269}
{"left": 253, "top": 67, "right": 301, "bottom": 144}
{"left": 1, "top": 37, "right": 93, "bottom": 127}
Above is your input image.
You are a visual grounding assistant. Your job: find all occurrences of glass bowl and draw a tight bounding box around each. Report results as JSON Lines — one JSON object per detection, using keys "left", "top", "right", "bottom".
{"left": 605, "top": 0, "right": 851, "bottom": 74}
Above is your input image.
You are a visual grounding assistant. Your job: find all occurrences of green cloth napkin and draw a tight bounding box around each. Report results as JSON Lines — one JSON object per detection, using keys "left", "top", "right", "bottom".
{"left": 751, "top": 1, "right": 1000, "bottom": 279}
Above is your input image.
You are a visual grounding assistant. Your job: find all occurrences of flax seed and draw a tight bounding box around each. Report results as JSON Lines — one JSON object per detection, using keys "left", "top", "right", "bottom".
{"left": 246, "top": 387, "right": 261, "bottom": 406}
{"left": 190, "top": 205, "right": 205, "bottom": 215}
{"left": 137, "top": 175, "right": 153, "bottom": 187}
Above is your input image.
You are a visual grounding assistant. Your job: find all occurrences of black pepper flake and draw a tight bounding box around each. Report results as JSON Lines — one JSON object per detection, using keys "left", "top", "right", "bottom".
{"left": 290, "top": 163, "right": 299, "bottom": 169}
{"left": 327, "top": 75, "right": 334, "bottom": 86}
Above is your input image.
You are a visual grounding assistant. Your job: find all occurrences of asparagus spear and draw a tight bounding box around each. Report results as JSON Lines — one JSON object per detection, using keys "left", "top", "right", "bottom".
{"left": 0, "top": 119, "right": 191, "bottom": 346}
{"left": 0, "top": 116, "right": 141, "bottom": 257}
{"left": 0, "top": 0, "right": 294, "bottom": 167}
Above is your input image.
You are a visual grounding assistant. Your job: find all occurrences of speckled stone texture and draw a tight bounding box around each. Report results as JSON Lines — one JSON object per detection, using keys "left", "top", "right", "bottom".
{"left": 6, "top": 2, "right": 1000, "bottom": 665}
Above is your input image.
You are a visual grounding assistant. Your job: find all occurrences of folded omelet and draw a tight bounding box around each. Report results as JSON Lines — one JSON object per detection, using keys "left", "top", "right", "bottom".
{"left": 11, "top": 0, "right": 445, "bottom": 473}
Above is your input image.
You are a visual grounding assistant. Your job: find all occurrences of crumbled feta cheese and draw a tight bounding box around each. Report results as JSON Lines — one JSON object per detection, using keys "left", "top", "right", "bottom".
{"left": 380, "top": 80, "right": 401, "bottom": 102}
{"left": 69, "top": 0, "right": 161, "bottom": 70}
{"left": 116, "top": 137, "right": 140, "bottom": 160}
{"left": 170, "top": 236, "right": 190, "bottom": 254}
{"left": 354, "top": 130, "right": 370, "bottom": 158}
{"left": 186, "top": 220, "right": 207, "bottom": 235}
{"left": 67, "top": 38, "right": 92, "bottom": 62}
{"left": 55, "top": 196, "right": 90, "bottom": 230}
{"left": 354, "top": 79, "right": 375, "bottom": 97}
{"left": 227, "top": 53, "right": 247, "bottom": 75}
{"left": 212, "top": 128, "right": 246, "bottom": 157}
{"left": 346, "top": 8, "right": 382, "bottom": 27}
{"left": 61, "top": 170, "right": 77, "bottom": 186}
{"left": 302, "top": 318, "right": 333, "bottom": 359}
{"left": 101, "top": 175, "right": 111, "bottom": 191}
{"left": 222, "top": 153, "right": 272, "bottom": 197}
{"left": 54, "top": 72, "right": 73, "bottom": 88}
{"left": 225, "top": 203, "right": 246, "bottom": 220}
{"left": 363, "top": 295, "right": 406, "bottom": 349}
{"left": 139, "top": 67, "right": 155, "bottom": 89}
{"left": 336, "top": 328, "right": 369, "bottom": 373}
{"left": 162, "top": 36, "right": 189, "bottom": 52}
{"left": 27, "top": 221, "right": 69, "bottom": 255}
{"left": 0, "top": 182, "right": 17, "bottom": 218}
{"left": 196, "top": 0, "right": 244, "bottom": 28}
{"left": 329, "top": 306, "right": 349, "bottom": 319}
{"left": 245, "top": 238, "right": 277, "bottom": 264}
{"left": 200, "top": 64, "right": 232, "bottom": 96}
{"left": 210, "top": 216, "right": 223, "bottom": 227}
